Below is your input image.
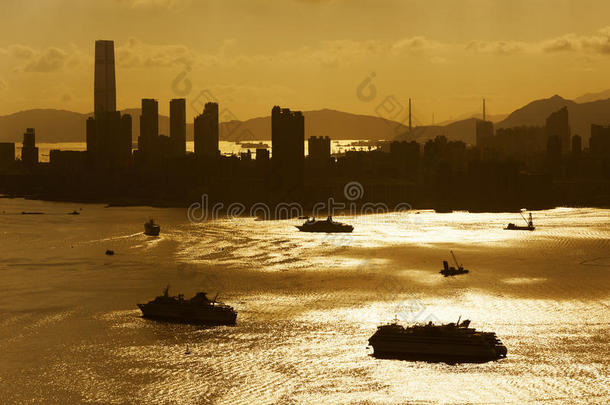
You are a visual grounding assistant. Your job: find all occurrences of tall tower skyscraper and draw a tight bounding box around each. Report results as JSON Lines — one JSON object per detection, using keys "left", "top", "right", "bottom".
{"left": 94, "top": 40, "right": 116, "bottom": 116}
{"left": 87, "top": 40, "right": 131, "bottom": 169}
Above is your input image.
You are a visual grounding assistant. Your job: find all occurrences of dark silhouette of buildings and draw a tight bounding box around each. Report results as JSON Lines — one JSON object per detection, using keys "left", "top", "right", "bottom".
{"left": 21, "top": 128, "right": 38, "bottom": 169}
{"left": 271, "top": 106, "right": 304, "bottom": 191}
{"left": 2, "top": 38, "right": 609, "bottom": 211}
{"left": 0, "top": 143, "right": 15, "bottom": 171}
{"left": 572, "top": 135, "right": 582, "bottom": 156}
{"left": 308, "top": 136, "right": 331, "bottom": 160}
{"left": 170, "top": 98, "right": 186, "bottom": 157}
{"left": 545, "top": 106, "right": 570, "bottom": 155}
{"left": 590, "top": 124, "right": 610, "bottom": 157}
{"left": 256, "top": 148, "right": 269, "bottom": 161}
{"left": 390, "top": 140, "right": 420, "bottom": 179}
{"left": 194, "top": 102, "right": 219, "bottom": 158}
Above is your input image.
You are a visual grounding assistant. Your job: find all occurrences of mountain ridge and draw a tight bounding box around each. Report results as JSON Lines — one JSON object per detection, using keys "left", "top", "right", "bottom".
{"left": 1, "top": 95, "right": 610, "bottom": 145}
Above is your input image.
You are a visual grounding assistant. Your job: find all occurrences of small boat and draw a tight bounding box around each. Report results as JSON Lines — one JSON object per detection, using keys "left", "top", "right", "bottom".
{"left": 296, "top": 216, "right": 354, "bottom": 233}
{"left": 440, "top": 251, "right": 469, "bottom": 277}
{"left": 105, "top": 249, "right": 114, "bottom": 256}
{"left": 505, "top": 211, "right": 535, "bottom": 231}
{"left": 21, "top": 211, "right": 43, "bottom": 215}
{"left": 68, "top": 210, "right": 80, "bottom": 215}
{"left": 185, "top": 344, "right": 191, "bottom": 355}
{"left": 144, "top": 219, "right": 160, "bottom": 236}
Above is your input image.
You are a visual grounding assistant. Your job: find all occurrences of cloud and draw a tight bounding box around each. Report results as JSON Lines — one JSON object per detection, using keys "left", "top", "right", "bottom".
{"left": 465, "top": 26, "right": 610, "bottom": 56}
{"left": 116, "top": 0, "right": 191, "bottom": 9}
{"left": 542, "top": 27, "right": 610, "bottom": 54}
{"left": 22, "top": 47, "right": 69, "bottom": 72}
{"left": 0, "top": 44, "right": 83, "bottom": 73}
{"left": 116, "top": 37, "right": 201, "bottom": 68}
{"left": 392, "top": 36, "right": 442, "bottom": 53}
{"left": 8, "top": 45, "right": 36, "bottom": 59}
{"left": 465, "top": 40, "right": 527, "bottom": 55}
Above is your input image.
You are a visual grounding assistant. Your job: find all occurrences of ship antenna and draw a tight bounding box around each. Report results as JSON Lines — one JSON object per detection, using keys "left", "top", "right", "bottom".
{"left": 408, "top": 98, "right": 412, "bottom": 135}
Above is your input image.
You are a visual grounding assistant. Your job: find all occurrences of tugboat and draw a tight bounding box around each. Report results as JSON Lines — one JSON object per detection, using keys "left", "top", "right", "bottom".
{"left": 368, "top": 317, "right": 507, "bottom": 363}
{"left": 144, "top": 219, "right": 160, "bottom": 236}
{"left": 440, "top": 251, "right": 469, "bottom": 277}
{"left": 296, "top": 216, "right": 354, "bottom": 233}
{"left": 505, "top": 211, "right": 535, "bottom": 231}
{"left": 138, "top": 286, "right": 237, "bottom": 325}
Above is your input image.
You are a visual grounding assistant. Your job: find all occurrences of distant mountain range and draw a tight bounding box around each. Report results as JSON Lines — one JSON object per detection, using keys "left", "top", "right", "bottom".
{"left": 1, "top": 93, "right": 610, "bottom": 145}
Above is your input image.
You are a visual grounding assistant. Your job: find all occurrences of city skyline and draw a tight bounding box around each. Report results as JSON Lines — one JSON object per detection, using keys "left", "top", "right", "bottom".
{"left": 1, "top": 1, "right": 610, "bottom": 123}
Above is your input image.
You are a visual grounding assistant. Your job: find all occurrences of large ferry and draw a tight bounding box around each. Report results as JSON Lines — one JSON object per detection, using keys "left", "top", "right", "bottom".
{"left": 296, "top": 216, "right": 354, "bottom": 233}
{"left": 368, "top": 318, "right": 507, "bottom": 363}
{"left": 138, "top": 286, "right": 237, "bottom": 325}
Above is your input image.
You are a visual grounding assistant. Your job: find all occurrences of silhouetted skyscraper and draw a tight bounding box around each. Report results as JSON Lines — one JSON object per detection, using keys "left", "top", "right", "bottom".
{"left": 545, "top": 107, "right": 570, "bottom": 155}
{"left": 271, "top": 106, "right": 304, "bottom": 191}
{"left": 194, "top": 102, "right": 219, "bottom": 158}
{"left": 475, "top": 119, "right": 494, "bottom": 161}
{"left": 139, "top": 98, "right": 159, "bottom": 159}
{"left": 21, "top": 128, "right": 38, "bottom": 169}
{"left": 120, "top": 114, "right": 132, "bottom": 163}
{"left": 94, "top": 40, "right": 116, "bottom": 117}
{"left": 170, "top": 98, "right": 186, "bottom": 156}
{"left": 0, "top": 142, "right": 15, "bottom": 171}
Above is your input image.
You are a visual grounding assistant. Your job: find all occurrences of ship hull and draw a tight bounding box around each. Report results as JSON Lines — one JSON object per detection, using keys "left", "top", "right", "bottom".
{"left": 504, "top": 224, "right": 535, "bottom": 231}
{"left": 144, "top": 226, "right": 160, "bottom": 236}
{"left": 369, "top": 339, "right": 506, "bottom": 363}
{"left": 138, "top": 303, "right": 237, "bottom": 325}
{"left": 296, "top": 225, "right": 353, "bottom": 233}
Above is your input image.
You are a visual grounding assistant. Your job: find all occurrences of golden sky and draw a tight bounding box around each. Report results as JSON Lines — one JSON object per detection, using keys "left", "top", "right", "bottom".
{"left": 1, "top": 0, "right": 609, "bottom": 124}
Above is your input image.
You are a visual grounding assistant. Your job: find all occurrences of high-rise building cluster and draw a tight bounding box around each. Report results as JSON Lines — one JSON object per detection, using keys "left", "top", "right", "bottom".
{"left": 1, "top": 39, "right": 610, "bottom": 210}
